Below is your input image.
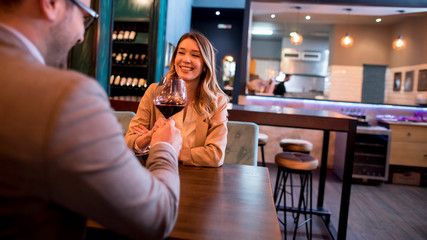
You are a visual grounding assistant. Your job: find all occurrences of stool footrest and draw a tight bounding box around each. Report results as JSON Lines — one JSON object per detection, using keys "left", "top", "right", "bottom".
{"left": 276, "top": 205, "right": 331, "bottom": 223}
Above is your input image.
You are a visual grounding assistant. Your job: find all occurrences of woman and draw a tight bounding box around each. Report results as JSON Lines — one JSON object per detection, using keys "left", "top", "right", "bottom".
{"left": 125, "top": 32, "right": 229, "bottom": 167}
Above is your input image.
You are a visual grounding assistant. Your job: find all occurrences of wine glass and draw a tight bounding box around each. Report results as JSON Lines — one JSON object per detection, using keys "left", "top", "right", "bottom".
{"left": 153, "top": 77, "right": 187, "bottom": 119}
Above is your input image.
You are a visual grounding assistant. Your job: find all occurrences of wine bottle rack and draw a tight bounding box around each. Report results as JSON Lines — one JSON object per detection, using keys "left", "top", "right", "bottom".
{"left": 110, "top": 20, "right": 150, "bottom": 97}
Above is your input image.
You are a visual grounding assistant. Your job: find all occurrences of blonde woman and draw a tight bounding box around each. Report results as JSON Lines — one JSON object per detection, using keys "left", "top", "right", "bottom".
{"left": 125, "top": 32, "right": 229, "bottom": 167}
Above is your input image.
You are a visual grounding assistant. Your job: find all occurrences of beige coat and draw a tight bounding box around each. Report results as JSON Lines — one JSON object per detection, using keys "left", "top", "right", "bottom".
{"left": 126, "top": 83, "right": 228, "bottom": 167}
{"left": 0, "top": 24, "right": 179, "bottom": 239}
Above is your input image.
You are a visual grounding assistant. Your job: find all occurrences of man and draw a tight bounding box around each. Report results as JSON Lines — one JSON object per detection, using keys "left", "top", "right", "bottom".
{"left": 273, "top": 73, "right": 291, "bottom": 96}
{"left": 0, "top": 0, "right": 182, "bottom": 239}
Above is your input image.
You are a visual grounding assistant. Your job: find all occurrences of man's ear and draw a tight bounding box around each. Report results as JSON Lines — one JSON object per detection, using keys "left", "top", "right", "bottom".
{"left": 40, "top": 0, "right": 62, "bottom": 21}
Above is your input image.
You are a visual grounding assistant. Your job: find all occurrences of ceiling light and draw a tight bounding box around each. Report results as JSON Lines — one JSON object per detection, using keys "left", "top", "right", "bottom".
{"left": 215, "top": 11, "right": 220, "bottom": 16}
{"left": 340, "top": 8, "right": 354, "bottom": 48}
{"left": 305, "top": 15, "right": 311, "bottom": 20}
{"left": 393, "top": 10, "right": 406, "bottom": 51}
{"left": 290, "top": 33, "right": 303, "bottom": 45}
{"left": 376, "top": 18, "right": 382, "bottom": 23}
{"left": 251, "top": 29, "right": 273, "bottom": 35}
{"left": 393, "top": 35, "right": 406, "bottom": 50}
{"left": 341, "top": 33, "right": 354, "bottom": 48}
{"left": 290, "top": 6, "right": 303, "bottom": 46}
{"left": 270, "top": 14, "right": 276, "bottom": 19}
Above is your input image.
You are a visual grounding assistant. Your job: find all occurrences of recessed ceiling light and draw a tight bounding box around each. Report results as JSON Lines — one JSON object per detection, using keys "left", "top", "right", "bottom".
{"left": 376, "top": 18, "right": 382, "bottom": 23}
{"left": 271, "top": 14, "right": 276, "bottom": 19}
{"left": 251, "top": 29, "right": 273, "bottom": 35}
{"left": 305, "top": 15, "right": 311, "bottom": 20}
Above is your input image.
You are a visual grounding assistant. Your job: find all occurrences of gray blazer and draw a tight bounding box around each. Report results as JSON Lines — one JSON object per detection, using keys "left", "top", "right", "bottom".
{"left": 0, "top": 24, "right": 179, "bottom": 239}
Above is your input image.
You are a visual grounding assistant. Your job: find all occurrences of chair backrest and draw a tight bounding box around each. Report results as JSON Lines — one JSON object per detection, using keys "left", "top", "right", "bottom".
{"left": 114, "top": 111, "right": 136, "bottom": 135}
{"left": 224, "top": 121, "right": 259, "bottom": 166}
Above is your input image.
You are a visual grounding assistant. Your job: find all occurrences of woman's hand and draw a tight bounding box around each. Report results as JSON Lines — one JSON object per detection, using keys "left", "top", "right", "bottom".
{"left": 133, "top": 124, "right": 149, "bottom": 136}
{"left": 132, "top": 118, "right": 167, "bottom": 151}
{"left": 133, "top": 124, "right": 152, "bottom": 150}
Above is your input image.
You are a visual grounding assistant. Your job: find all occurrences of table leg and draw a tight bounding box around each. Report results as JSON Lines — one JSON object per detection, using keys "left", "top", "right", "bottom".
{"left": 337, "top": 123, "right": 357, "bottom": 239}
{"left": 317, "top": 130, "right": 330, "bottom": 209}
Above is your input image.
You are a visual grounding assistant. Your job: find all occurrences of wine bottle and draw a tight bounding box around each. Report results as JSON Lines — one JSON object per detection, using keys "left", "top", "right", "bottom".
{"left": 140, "top": 54, "right": 146, "bottom": 65}
{"left": 132, "top": 78, "right": 138, "bottom": 87}
{"left": 134, "top": 53, "right": 140, "bottom": 65}
{"left": 124, "top": 30, "right": 130, "bottom": 41}
{"left": 114, "top": 75, "right": 121, "bottom": 85}
{"left": 117, "top": 30, "right": 124, "bottom": 41}
{"left": 129, "top": 26, "right": 137, "bottom": 42}
{"left": 112, "top": 30, "right": 117, "bottom": 41}
{"left": 120, "top": 76, "right": 127, "bottom": 86}
{"left": 127, "top": 53, "right": 134, "bottom": 65}
{"left": 111, "top": 52, "right": 116, "bottom": 63}
{"left": 126, "top": 77, "right": 133, "bottom": 86}
{"left": 121, "top": 51, "right": 128, "bottom": 65}
{"left": 115, "top": 53, "right": 122, "bottom": 64}
{"left": 138, "top": 78, "right": 146, "bottom": 88}
{"left": 110, "top": 75, "right": 115, "bottom": 85}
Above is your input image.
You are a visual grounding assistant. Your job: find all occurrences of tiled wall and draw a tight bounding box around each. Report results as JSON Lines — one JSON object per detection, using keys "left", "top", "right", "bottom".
{"left": 329, "top": 65, "right": 363, "bottom": 102}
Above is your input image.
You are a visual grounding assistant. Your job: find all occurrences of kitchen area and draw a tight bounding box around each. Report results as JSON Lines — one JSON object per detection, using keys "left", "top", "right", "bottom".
{"left": 247, "top": 1, "right": 427, "bottom": 186}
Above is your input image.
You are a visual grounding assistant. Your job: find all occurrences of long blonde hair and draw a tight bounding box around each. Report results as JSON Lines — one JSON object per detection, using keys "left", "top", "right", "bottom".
{"left": 166, "top": 31, "right": 228, "bottom": 119}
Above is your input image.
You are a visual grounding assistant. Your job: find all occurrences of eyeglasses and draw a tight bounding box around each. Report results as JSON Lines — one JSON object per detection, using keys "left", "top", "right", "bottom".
{"left": 70, "top": 0, "right": 99, "bottom": 29}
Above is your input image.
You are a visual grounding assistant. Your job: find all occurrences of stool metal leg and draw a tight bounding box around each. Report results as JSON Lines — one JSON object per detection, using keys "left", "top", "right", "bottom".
{"left": 260, "top": 144, "right": 266, "bottom": 167}
{"left": 291, "top": 172, "right": 312, "bottom": 240}
{"left": 273, "top": 167, "right": 283, "bottom": 204}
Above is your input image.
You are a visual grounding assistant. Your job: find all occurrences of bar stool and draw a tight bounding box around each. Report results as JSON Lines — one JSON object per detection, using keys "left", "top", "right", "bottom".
{"left": 273, "top": 152, "right": 318, "bottom": 240}
{"left": 258, "top": 133, "right": 269, "bottom": 167}
{"left": 278, "top": 138, "right": 312, "bottom": 214}
{"left": 279, "top": 138, "right": 313, "bottom": 154}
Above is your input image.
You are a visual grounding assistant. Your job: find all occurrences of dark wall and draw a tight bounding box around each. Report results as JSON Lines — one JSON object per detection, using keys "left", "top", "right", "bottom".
{"left": 191, "top": 7, "right": 244, "bottom": 98}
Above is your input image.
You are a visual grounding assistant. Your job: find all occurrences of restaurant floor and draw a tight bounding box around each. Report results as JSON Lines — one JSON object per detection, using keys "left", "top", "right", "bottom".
{"left": 263, "top": 163, "right": 427, "bottom": 240}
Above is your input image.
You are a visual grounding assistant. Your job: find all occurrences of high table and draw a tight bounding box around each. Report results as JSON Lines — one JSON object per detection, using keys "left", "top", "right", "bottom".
{"left": 168, "top": 164, "right": 281, "bottom": 240}
{"left": 227, "top": 104, "right": 357, "bottom": 240}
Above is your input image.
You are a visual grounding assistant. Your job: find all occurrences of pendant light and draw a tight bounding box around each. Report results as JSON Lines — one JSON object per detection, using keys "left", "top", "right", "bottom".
{"left": 340, "top": 8, "right": 354, "bottom": 48}
{"left": 290, "top": 6, "right": 303, "bottom": 45}
{"left": 392, "top": 10, "right": 406, "bottom": 50}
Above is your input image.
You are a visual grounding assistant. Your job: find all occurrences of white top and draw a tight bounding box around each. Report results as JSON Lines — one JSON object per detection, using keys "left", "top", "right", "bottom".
{"left": 174, "top": 102, "right": 197, "bottom": 150}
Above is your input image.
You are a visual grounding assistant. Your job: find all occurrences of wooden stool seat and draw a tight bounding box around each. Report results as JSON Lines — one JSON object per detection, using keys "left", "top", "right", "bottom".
{"left": 279, "top": 138, "right": 313, "bottom": 153}
{"left": 275, "top": 152, "right": 318, "bottom": 171}
{"left": 258, "top": 133, "right": 269, "bottom": 145}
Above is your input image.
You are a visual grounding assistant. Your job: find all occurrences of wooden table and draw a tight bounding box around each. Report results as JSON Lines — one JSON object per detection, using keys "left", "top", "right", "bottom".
{"left": 168, "top": 164, "right": 281, "bottom": 240}
{"left": 227, "top": 104, "right": 357, "bottom": 240}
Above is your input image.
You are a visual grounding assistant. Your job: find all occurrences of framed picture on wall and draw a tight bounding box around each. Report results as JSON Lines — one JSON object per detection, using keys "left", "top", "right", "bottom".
{"left": 164, "top": 42, "right": 175, "bottom": 67}
{"left": 418, "top": 69, "right": 427, "bottom": 91}
{"left": 404, "top": 71, "right": 414, "bottom": 91}
{"left": 393, "top": 72, "right": 402, "bottom": 91}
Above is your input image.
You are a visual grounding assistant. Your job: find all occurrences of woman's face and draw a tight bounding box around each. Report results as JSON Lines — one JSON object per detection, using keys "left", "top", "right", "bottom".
{"left": 174, "top": 38, "right": 205, "bottom": 83}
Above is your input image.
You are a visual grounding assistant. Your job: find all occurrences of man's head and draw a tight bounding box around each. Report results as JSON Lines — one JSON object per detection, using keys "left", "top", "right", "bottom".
{"left": 0, "top": 0, "right": 98, "bottom": 68}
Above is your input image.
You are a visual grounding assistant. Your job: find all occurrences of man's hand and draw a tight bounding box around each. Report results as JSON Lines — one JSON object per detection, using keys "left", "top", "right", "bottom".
{"left": 151, "top": 119, "right": 182, "bottom": 155}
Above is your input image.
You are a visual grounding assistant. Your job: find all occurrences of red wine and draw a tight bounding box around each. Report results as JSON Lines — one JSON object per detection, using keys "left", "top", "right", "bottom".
{"left": 155, "top": 103, "right": 184, "bottom": 119}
